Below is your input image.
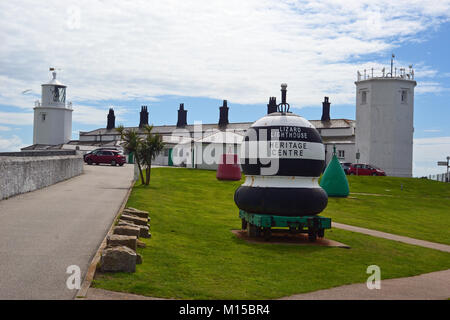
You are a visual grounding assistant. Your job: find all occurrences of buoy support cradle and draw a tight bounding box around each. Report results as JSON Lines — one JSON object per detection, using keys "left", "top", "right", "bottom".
{"left": 239, "top": 210, "right": 331, "bottom": 230}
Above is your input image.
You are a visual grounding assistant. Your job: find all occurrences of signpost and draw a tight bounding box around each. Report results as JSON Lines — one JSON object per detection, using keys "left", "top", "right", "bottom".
{"left": 356, "top": 149, "right": 360, "bottom": 176}
{"left": 437, "top": 156, "right": 450, "bottom": 182}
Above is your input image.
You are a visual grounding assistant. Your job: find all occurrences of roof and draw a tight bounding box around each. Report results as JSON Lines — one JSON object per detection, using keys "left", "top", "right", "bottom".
{"left": 310, "top": 119, "right": 355, "bottom": 129}
{"left": 79, "top": 119, "right": 353, "bottom": 137}
{"left": 162, "top": 135, "right": 193, "bottom": 144}
{"left": 195, "top": 130, "right": 244, "bottom": 144}
{"left": 322, "top": 136, "right": 355, "bottom": 144}
{"left": 42, "top": 71, "right": 66, "bottom": 87}
{"left": 21, "top": 144, "right": 63, "bottom": 151}
{"left": 22, "top": 140, "right": 121, "bottom": 151}
{"left": 66, "top": 140, "right": 119, "bottom": 147}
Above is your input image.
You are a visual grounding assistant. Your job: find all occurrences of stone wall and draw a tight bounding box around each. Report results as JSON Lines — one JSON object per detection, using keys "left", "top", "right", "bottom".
{"left": 0, "top": 154, "right": 83, "bottom": 200}
{"left": 1, "top": 150, "right": 77, "bottom": 157}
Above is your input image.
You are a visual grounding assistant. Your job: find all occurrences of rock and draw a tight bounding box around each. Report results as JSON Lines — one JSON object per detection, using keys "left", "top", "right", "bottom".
{"left": 123, "top": 207, "right": 149, "bottom": 219}
{"left": 121, "top": 214, "right": 148, "bottom": 226}
{"left": 136, "top": 239, "right": 146, "bottom": 248}
{"left": 117, "top": 219, "right": 135, "bottom": 227}
{"left": 100, "top": 246, "right": 136, "bottom": 273}
{"left": 138, "top": 225, "right": 151, "bottom": 238}
{"left": 113, "top": 225, "right": 140, "bottom": 237}
{"left": 136, "top": 253, "right": 142, "bottom": 264}
{"left": 107, "top": 234, "right": 137, "bottom": 251}
{"left": 118, "top": 220, "right": 151, "bottom": 238}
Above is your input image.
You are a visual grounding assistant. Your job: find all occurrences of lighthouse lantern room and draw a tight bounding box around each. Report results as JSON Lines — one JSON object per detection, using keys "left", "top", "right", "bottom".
{"left": 33, "top": 68, "right": 73, "bottom": 146}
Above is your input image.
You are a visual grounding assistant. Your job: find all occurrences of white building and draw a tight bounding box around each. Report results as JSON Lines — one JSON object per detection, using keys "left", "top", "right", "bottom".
{"left": 355, "top": 64, "right": 416, "bottom": 177}
{"left": 27, "top": 66, "right": 418, "bottom": 178}
{"left": 22, "top": 72, "right": 356, "bottom": 167}
{"left": 32, "top": 70, "right": 73, "bottom": 146}
{"left": 73, "top": 100, "right": 356, "bottom": 170}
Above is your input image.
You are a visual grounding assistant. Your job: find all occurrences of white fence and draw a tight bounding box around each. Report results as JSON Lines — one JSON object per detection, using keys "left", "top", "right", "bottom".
{"left": 428, "top": 172, "right": 449, "bottom": 183}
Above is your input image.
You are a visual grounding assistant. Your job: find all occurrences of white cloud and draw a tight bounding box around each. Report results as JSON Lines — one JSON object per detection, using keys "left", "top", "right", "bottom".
{"left": 0, "top": 0, "right": 449, "bottom": 116}
{"left": 0, "top": 125, "right": 11, "bottom": 131}
{"left": 416, "top": 81, "right": 447, "bottom": 94}
{"left": 0, "top": 135, "right": 25, "bottom": 152}
{"left": 413, "top": 136, "right": 450, "bottom": 176}
{"left": 72, "top": 104, "right": 129, "bottom": 125}
{"left": 423, "top": 129, "right": 441, "bottom": 133}
{"left": 0, "top": 112, "right": 33, "bottom": 125}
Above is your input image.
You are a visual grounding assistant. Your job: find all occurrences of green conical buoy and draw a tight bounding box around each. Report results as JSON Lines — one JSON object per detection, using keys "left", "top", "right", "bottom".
{"left": 320, "top": 146, "right": 349, "bottom": 197}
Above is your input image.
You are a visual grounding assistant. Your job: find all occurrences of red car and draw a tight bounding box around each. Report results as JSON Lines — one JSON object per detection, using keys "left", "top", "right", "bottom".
{"left": 85, "top": 149, "right": 126, "bottom": 166}
{"left": 347, "top": 164, "right": 386, "bottom": 176}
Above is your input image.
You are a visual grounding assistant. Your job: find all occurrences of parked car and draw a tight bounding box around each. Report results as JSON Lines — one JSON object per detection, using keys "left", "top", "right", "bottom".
{"left": 83, "top": 147, "right": 120, "bottom": 162}
{"left": 340, "top": 162, "right": 352, "bottom": 174}
{"left": 347, "top": 164, "right": 386, "bottom": 176}
{"left": 85, "top": 149, "right": 126, "bottom": 166}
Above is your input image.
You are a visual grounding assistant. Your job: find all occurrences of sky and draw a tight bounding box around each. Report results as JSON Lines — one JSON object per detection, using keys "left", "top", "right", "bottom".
{"left": 0, "top": 0, "right": 449, "bottom": 177}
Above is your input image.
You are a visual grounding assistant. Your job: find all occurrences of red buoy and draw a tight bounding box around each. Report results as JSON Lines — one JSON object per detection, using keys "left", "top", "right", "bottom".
{"left": 216, "top": 154, "right": 241, "bottom": 181}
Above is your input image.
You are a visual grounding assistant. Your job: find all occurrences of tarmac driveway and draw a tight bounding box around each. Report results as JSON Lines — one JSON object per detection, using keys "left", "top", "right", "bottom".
{"left": 0, "top": 164, "right": 134, "bottom": 299}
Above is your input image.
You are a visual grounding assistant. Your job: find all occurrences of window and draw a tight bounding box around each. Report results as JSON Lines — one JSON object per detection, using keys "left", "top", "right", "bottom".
{"left": 401, "top": 90, "right": 407, "bottom": 103}
{"left": 361, "top": 91, "right": 367, "bottom": 104}
{"left": 338, "top": 150, "right": 345, "bottom": 158}
{"left": 52, "top": 86, "right": 66, "bottom": 103}
{"left": 40, "top": 113, "right": 46, "bottom": 122}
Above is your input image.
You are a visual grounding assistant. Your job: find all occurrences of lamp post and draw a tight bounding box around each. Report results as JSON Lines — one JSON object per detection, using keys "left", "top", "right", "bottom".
{"left": 437, "top": 156, "right": 450, "bottom": 182}
{"left": 356, "top": 149, "right": 360, "bottom": 176}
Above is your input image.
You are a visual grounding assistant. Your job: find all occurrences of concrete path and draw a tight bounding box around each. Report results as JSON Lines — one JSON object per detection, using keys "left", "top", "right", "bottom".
{"left": 86, "top": 269, "right": 450, "bottom": 300}
{"left": 0, "top": 164, "right": 134, "bottom": 299}
{"left": 333, "top": 222, "right": 450, "bottom": 253}
{"left": 280, "top": 269, "right": 450, "bottom": 300}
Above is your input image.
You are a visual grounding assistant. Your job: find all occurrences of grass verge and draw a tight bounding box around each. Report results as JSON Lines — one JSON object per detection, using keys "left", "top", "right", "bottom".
{"left": 93, "top": 168, "right": 450, "bottom": 299}
{"left": 323, "top": 175, "right": 450, "bottom": 245}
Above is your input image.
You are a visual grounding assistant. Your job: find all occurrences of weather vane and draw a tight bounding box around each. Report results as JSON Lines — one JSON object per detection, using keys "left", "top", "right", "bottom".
{"left": 277, "top": 83, "right": 290, "bottom": 113}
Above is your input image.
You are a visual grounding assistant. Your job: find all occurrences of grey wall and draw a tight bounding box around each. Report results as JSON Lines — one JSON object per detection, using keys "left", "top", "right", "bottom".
{"left": 0, "top": 155, "right": 83, "bottom": 200}
{"left": 1, "top": 150, "right": 77, "bottom": 157}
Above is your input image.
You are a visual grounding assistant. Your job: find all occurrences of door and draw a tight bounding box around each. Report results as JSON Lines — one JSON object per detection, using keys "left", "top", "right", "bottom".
{"left": 168, "top": 148, "right": 173, "bottom": 166}
{"left": 100, "top": 151, "right": 112, "bottom": 163}
{"left": 360, "top": 164, "right": 370, "bottom": 175}
{"left": 128, "top": 152, "right": 134, "bottom": 164}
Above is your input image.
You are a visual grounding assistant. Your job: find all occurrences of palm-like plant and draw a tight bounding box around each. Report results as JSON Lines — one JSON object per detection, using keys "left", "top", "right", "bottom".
{"left": 117, "top": 124, "right": 165, "bottom": 186}
{"left": 137, "top": 125, "right": 165, "bottom": 185}
{"left": 116, "top": 125, "right": 145, "bottom": 184}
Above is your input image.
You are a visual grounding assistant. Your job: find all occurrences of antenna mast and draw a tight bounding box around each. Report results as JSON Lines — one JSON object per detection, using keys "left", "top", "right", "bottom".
{"left": 390, "top": 53, "right": 395, "bottom": 78}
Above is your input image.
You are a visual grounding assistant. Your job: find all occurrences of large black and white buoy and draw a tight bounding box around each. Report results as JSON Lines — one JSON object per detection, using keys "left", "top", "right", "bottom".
{"left": 234, "top": 84, "right": 328, "bottom": 217}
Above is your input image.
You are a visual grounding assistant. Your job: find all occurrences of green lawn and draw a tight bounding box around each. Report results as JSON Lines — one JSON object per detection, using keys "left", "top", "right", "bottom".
{"left": 323, "top": 175, "right": 450, "bottom": 245}
{"left": 93, "top": 168, "right": 450, "bottom": 299}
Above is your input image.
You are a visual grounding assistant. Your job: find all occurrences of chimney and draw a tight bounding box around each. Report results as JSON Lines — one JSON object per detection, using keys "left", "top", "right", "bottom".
{"left": 218, "top": 100, "right": 229, "bottom": 128}
{"left": 321, "top": 97, "right": 330, "bottom": 122}
{"left": 176, "top": 103, "right": 187, "bottom": 128}
{"left": 139, "top": 105, "right": 149, "bottom": 128}
{"left": 267, "top": 97, "right": 277, "bottom": 114}
{"left": 106, "top": 108, "right": 115, "bottom": 130}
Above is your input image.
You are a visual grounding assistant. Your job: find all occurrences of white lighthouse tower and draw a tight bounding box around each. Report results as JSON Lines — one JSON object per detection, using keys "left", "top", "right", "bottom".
{"left": 33, "top": 69, "right": 73, "bottom": 146}
{"left": 355, "top": 57, "right": 416, "bottom": 177}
